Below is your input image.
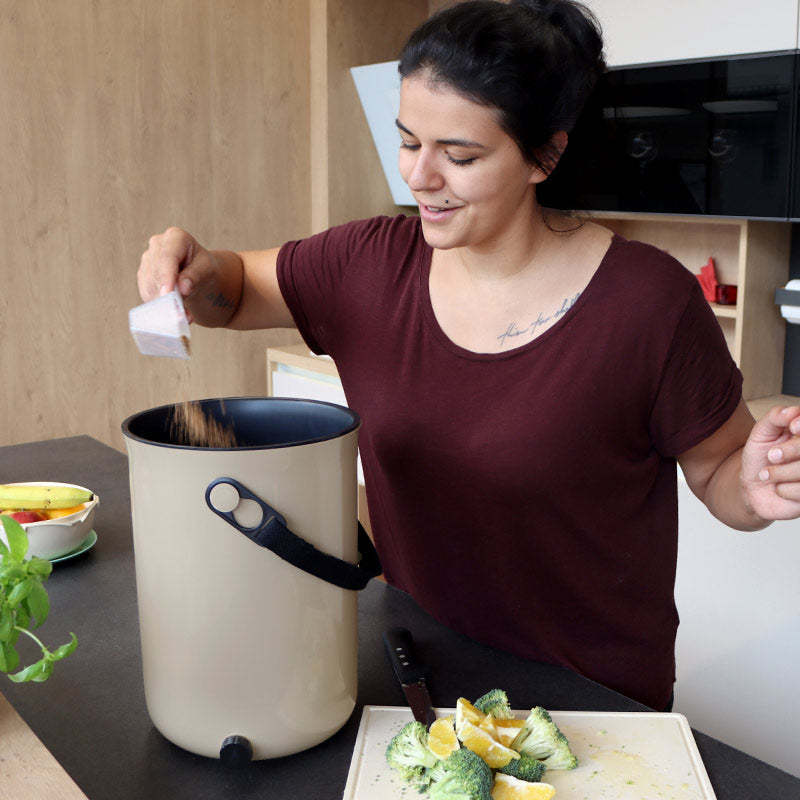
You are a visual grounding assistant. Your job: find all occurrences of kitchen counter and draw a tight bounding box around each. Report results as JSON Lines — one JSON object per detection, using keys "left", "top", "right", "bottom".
{"left": 1, "top": 435, "right": 798, "bottom": 799}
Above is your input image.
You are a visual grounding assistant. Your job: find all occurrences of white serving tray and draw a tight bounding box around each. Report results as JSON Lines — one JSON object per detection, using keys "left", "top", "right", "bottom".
{"left": 342, "top": 706, "right": 717, "bottom": 799}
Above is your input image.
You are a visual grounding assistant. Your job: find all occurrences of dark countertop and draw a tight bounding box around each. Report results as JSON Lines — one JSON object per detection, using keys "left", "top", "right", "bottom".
{"left": 1, "top": 435, "right": 798, "bottom": 799}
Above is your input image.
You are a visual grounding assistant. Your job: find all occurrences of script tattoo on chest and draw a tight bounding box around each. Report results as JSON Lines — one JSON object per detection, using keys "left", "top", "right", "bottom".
{"left": 497, "top": 291, "right": 582, "bottom": 347}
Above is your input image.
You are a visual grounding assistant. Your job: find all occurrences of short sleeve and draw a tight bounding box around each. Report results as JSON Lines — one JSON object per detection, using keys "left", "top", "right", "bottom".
{"left": 276, "top": 225, "right": 355, "bottom": 355}
{"left": 649, "top": 280, "right": 743, "bottom": 456}
{"left": 276, "top": 215, "right": 419, "bottom": 357}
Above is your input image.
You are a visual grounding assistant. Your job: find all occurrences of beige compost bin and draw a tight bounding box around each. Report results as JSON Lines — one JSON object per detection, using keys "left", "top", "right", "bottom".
{"left": 122, "top": 397, "right": 380, "bottom": 763}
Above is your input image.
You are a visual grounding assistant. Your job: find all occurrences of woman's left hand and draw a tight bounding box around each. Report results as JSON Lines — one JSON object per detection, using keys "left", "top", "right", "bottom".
{"left": 740, "top": 405, "right": 800, "bottom": 521}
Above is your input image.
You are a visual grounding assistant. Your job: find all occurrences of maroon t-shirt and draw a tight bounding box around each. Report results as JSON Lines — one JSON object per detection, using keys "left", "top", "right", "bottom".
{"left": 277, "top": 215, "right": 742, "bottom": 709}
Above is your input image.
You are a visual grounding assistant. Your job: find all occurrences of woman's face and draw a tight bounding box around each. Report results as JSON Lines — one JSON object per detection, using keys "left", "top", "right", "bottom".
{"left": 396, "top": 75, "right": 545, "bottom": 252}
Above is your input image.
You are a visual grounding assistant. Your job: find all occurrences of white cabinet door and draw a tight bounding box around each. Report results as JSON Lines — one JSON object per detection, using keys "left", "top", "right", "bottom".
{"left": 674, "top": 475, "right": 800, "bottom": 778}
{"left": 586, "top": 0, "right": 798, "bottom": 66}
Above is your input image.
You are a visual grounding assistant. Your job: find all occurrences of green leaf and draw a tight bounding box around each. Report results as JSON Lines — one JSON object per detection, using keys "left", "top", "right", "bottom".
{"left": 3, "top": 625, "right": 20, "bottom": 647}
{"left": 8, "top": 658, "right": 49, "bottom": 683}
{"left": 51, "top": 632, "right": 78, "bottom": 660}
{"left": 26, "top": 557, "right": 53, "bottom": 578}
{"left": 1, "top": 515, "right": 78, "bottom": 685}
{"left": 14, "top": 605, "right": 30, "bottom": 630}
{"left": 0, "top": 563, "right": 27, "bottom": 582}
{"left": 23, "top": 581, "right": 50, "bottom": 627}
{"left": 7, "top": 577, "right": 34, "bottom": 607}
{"left": 0, "top": 606, "right": 12, "bottom": 640}
{"left": 0, "top": 640, "right": 20, "bottom": 673}
{"left": 32, "top": 659, "right": 55, "bottom": 683}
{"left": 0, "top": 516, "right": 30, "bottom": 561}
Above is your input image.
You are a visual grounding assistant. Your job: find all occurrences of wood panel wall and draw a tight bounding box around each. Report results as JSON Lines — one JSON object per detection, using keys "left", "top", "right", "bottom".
{"left": 0, "top": 0, "right": 308, "bottom": 451}
{"left": 313, "top": 0, "right": 454, "bottom": 231}
{"left": 318, "top": 0, "right": 430, "bottom": 229}
{"left": 0, "top": 0, "right": 442, "bottom": 453}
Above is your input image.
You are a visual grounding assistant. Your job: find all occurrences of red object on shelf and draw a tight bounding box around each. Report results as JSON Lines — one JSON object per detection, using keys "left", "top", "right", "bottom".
{"left": 715, "top": 284, "right": 737, "bottom": 305}
{"left": 696, "top": 257, "right": 718, "bottom": 302}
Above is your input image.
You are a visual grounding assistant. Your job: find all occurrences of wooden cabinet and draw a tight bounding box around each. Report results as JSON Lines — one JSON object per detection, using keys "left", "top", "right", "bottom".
{"left": 596, "top": 213, "right": 792, "bottom": 401}
{"left": 309, "top": 0, "right": 431, "bottom": 231}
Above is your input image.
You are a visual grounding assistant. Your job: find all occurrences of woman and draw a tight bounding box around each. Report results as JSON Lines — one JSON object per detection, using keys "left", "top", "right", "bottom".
{"left": 138, "top": 0, "right": 800, "bottom": 710}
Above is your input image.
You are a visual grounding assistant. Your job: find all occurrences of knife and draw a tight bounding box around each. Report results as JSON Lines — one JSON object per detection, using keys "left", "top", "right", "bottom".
{"left": 383, "top": 626, "right": 438, "bottom": 726}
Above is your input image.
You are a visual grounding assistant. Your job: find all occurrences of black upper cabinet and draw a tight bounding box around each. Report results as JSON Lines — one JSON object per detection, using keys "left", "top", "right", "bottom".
{"left": 539, "top": 53, "right": 797, "bottom": 220}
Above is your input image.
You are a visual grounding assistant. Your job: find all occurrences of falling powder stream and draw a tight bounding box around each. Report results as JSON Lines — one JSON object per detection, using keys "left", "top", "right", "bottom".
{"left": 167, "top": 365, "right": 239, "bottom": 448}
{"left": 169, "top": 400, "right": 239, "bottom": 448}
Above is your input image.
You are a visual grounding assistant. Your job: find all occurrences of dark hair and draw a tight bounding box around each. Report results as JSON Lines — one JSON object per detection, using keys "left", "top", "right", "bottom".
{"left": 398, "top": 0, "right": 605, "bottom": 172}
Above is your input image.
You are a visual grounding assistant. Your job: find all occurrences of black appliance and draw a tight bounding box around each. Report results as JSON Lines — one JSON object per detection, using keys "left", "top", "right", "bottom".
{"left": 539, "top": 52, "right": 798, "bottom": 220}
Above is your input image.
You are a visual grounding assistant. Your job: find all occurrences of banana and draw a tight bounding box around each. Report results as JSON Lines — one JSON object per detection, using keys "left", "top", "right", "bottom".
{"left": 0, "top": 484, "right": 93, "bottom": 510}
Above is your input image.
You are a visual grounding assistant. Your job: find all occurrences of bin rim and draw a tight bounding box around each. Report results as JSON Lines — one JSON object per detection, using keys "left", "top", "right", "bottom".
{"left": 121, "top": 396, "right": 361, "bottom": 451}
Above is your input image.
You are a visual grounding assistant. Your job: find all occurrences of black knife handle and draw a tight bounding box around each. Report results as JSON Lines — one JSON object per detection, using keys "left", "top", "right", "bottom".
{"left": 383, "top": 626, "right": 431, "bottom": 685}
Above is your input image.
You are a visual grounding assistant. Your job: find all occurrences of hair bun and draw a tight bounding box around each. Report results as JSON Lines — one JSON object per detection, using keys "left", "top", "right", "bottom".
{"left": 513, "top": 0, "right": 605, "bottom": 72}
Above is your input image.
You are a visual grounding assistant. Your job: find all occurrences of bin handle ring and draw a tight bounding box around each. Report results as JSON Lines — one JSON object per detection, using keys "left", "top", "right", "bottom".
{"left": 204, "top": 477, "right": 381, "bottom": 591}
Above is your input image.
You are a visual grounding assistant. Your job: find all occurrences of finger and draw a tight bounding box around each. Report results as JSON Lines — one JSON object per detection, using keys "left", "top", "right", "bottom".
{"left": 174, "top": 247, "right": 218, "bottom": 302}
{"left": 752, "top": 405, "right": 800, "bottom": 443}
{"left": 177, "top": 271, "right": 196, "bottom": 299}
{"left": 758, "top": 452, "right": 800, "bottom": 483}
{"left": 137, "top": 237, "right": 176, "bottom": 301}
{"left": 137, "top": 256, "right": 167, "bottom": 301}
{"left": 156, "top": 227, "right": 195, "bottom": 295}
{"left": 766, "top": 434, "right": 800, "bottom": 464}
{"left": 773, "top": 480, "right": 800, "bottom": 503}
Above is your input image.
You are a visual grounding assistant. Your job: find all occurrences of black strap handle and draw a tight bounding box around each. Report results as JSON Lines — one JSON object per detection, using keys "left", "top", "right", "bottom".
{"left": 205, "top": 477, "right": 381, "bottom": 591}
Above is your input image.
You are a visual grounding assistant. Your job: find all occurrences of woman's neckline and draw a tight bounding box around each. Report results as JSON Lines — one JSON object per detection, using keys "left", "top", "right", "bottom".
{"left": 418, "top": 226, "right": 622, "bottom": 360}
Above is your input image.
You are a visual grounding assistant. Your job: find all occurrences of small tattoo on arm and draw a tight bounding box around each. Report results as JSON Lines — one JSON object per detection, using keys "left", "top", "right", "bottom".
{"left": 205, "top": 291, "right": 236, "bottom": 310}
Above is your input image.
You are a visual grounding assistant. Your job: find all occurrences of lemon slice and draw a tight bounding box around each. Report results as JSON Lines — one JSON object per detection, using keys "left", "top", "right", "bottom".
{"left": 428, "top": 716, "right": 460, "bottom": 758}
{"left": 493, "top": 717, "right": 526, "bottom": 747}
{"left": 478, "top": 713, "right": 499, "bottom": 739}
{"left": 491, "top": 773, "right": 557, "bottom": 800}
{"left": 457, "top": 719, "right": 520, "bottom": 769}
{"left": 455, "top": 697, "right": 485, "bottom": 730}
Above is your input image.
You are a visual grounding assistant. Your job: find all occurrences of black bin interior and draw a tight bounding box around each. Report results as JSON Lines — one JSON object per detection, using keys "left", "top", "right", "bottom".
{"left": 122, "top": 397, "right": 359, "bottom": 450}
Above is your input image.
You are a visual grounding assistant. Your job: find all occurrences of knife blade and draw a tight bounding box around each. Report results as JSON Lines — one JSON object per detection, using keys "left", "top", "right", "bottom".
{"left": 383, "top": 626, "right": 437, "bottom": 726}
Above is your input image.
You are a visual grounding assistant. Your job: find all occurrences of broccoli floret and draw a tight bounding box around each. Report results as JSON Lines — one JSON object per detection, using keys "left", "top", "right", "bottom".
{"left": 427, "top": 746, "right": 493, "bottom": 800}
{"left": 472, "top": 689, "right": 513, "bottom": 719}
{"left": 510, "top": 706, "right": 578, "bottom": 771}
{"left": 541, "top": 742, "right": 579, "bottom": 771}
{"left": 498, "top": 752, "right": 547, "bottom": 782}
{"left": 385, "top": 720, "right": 439, "bottom": 786}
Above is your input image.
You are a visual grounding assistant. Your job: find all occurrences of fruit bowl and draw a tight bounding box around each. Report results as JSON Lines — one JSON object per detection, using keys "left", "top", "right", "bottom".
{"left": 0, "top": 482, "right": 99, "bottom": 560}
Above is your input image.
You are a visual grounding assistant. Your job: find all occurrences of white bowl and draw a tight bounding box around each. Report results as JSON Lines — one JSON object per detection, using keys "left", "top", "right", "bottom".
{"left": 0, "top": 482, "right": 99, "bottom": 560}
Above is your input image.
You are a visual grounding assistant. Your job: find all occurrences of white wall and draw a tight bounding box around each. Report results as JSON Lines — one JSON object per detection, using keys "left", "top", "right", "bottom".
{"left": 586, "top": 0, "right": 799, "bottom": 65}
{"left": 674, "top": 476, "right": 800, "bottom": 778}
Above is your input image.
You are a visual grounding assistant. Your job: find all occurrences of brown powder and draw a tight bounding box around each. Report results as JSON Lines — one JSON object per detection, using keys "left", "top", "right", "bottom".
{"left": 169, "top": 400, "right": 239, "bottom": 448}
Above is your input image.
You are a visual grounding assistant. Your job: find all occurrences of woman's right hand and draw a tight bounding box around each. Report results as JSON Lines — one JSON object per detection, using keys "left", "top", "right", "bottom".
{"left": 137, "top": 228, "right": 289, "bottom": 330}
{"left": 138, "top": 226, "right": 206, "bottom": 303}
{"left": 138, "top": 227, "right": 245, "bottom": 327}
